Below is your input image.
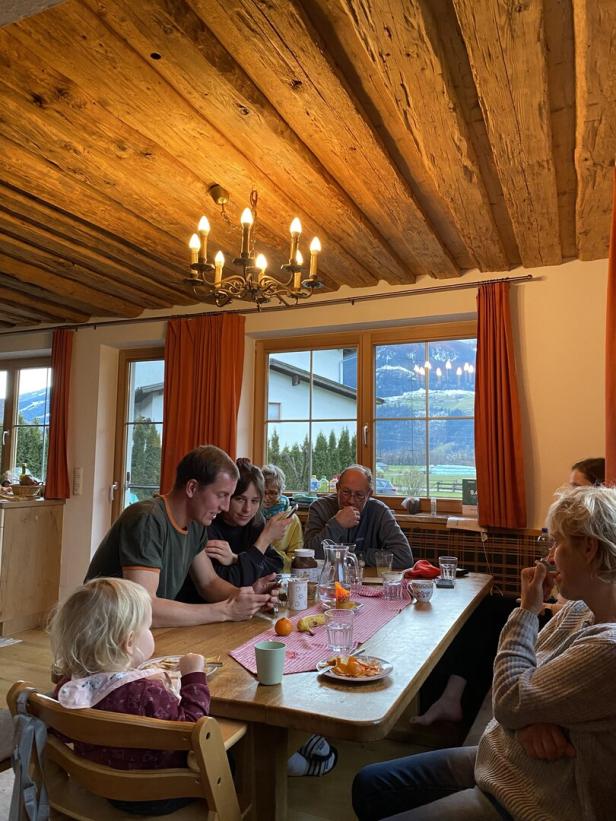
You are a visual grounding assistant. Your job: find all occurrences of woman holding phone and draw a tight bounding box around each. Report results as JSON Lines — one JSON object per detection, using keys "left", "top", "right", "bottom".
{"left": 262, "top": 464, "right": 304, "bottom": 570}
{"left": 178, "top": 459, "right": 289, "bottom": 597}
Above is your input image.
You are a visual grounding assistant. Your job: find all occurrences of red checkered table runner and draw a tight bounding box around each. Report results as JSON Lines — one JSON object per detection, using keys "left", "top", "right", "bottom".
{"left": 229, "top": 588, "right": 411, "bottom": 675}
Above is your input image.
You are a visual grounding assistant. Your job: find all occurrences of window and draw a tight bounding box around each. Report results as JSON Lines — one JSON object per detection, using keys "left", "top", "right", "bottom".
{"left": 254, "top": 322, "right": 476, "bottom": 499}
{"left": 0, "top": 358, "right": 52, "bottom": 482}
{"left": 260, "top": 346, "right": 358, "bottom": 492}
{"left": 113, "top": 349, "right": 164, "bottom": 517}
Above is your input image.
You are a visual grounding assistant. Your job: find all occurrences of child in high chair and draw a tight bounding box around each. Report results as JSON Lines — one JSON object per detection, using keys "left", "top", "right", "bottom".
{"left": 49, "top": 577, "right": 210, "bottom": 815}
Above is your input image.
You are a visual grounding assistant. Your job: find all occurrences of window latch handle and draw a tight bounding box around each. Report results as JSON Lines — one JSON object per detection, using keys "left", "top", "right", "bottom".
{"left": 2, "top": 430, "right": 9, "bottom": 446}
{"left": 109, "top": 481, "right": 119, "bottom": 502}
{"left": 362, "top": 424, "right": 368, "bottom": 446}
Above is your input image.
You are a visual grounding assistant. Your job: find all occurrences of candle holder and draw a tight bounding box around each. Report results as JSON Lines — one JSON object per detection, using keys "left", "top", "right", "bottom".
{"left": 185, "top": 186, "right": 325, "bottom": 308}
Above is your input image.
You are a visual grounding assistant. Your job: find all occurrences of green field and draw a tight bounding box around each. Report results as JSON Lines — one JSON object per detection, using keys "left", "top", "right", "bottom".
{"left": 379, "top": 464, "right": 476, "bottom": 498}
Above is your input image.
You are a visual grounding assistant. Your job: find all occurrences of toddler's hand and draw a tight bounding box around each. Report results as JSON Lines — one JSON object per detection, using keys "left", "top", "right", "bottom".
{"left": 179, "top": 653, "right": 205, "bottom": 675}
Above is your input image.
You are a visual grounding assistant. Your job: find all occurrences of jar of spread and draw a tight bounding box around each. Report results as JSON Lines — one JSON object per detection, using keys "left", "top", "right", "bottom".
{"left": 291, "top": 549, "right": 318, "bottom": 582}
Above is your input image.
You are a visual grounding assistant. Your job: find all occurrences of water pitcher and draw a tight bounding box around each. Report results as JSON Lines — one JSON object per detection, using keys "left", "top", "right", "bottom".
{"left": 318, "top": 542, "right": 360, "bottom": 608}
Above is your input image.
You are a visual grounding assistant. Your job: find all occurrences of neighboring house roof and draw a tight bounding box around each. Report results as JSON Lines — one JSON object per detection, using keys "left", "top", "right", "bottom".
{"left": 134, "top": 382, "right": 163, "bottom": 403}
{"left": 270, "top": 359, "right": 384, "bottom": 404}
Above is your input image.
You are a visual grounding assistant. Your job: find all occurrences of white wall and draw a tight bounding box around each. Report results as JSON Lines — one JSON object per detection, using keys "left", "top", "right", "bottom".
{"left": 0, "top": 258, "right": 606, "bottom": 597}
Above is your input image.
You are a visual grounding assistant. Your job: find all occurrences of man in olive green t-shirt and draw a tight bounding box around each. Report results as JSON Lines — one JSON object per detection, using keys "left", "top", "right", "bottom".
{"left": 86, "top": 445, "right": 276, "bottom": 627}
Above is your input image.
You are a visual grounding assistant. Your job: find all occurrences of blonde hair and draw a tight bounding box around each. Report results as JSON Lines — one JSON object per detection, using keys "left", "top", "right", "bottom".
{"left": 49, "top": 577, "right": 152, "bottom": 678}
{"left": 547, "top": 486, "right": 616, "bottom": 584}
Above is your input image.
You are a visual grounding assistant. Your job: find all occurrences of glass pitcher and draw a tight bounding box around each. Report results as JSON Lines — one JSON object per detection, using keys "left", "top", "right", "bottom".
{"left": 318, "top": 542, "right": 360, "bottom": 608}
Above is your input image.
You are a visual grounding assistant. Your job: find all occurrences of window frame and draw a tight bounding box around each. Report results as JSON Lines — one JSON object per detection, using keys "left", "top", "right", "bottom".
{"left": 112, "top": 347, "right": 164, "bottom": 521}
{"left": 253, "top": 321, "right": 476, "bottom": 505}
{"left": 0, "top": 356, "right": 52, "bottom": 478}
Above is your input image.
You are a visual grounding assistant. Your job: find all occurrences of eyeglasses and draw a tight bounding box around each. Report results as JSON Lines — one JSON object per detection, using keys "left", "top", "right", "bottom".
{"left": 339, "top": 488, "right": 368, "bottom": 501}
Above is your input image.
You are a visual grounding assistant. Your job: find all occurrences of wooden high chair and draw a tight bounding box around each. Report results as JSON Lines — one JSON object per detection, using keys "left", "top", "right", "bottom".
{"left": 7, "top": 681, "right": 254, "bottom": 820}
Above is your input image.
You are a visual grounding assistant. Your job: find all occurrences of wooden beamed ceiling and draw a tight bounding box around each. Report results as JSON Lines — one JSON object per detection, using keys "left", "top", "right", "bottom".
{"left": 0, "top": 0, "right": 614, "bottom": 328}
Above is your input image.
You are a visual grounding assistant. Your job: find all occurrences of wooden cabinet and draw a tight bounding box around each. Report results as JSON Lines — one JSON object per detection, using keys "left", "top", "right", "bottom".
{"left": 0, "top": 499, "right": 63, "bottom": 636}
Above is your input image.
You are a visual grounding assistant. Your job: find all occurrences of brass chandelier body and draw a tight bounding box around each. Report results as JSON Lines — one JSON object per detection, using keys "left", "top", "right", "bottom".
{"left": 187, "top": 187, "right": 324, "bottom": 308}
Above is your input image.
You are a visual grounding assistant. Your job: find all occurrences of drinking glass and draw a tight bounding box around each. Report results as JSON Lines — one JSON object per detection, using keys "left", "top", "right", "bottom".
{"left": 324, "top": 608, "right": 355, "bottom": 655}
{"left": 374, "top": 550, "right": 393, "bottom": 577}
{"left": 439, "top": 555, "right": 458, "bottom": 582}
{"left": 382, "top": 579, "right": 402, "bottom": 600}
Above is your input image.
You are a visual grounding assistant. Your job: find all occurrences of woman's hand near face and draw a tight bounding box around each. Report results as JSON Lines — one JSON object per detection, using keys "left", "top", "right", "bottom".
{"left": 520, "top": 562, "right": 554, "bottom": 615}
{"left": 205, "top": 539, "right": 237, "bottom": 566}
{"left": 254, "top": 512, "right": 291, "bottom": 552}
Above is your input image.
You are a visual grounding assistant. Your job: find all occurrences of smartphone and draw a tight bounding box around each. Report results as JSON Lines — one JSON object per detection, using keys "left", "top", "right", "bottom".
{"left": 284, "top": 504, "right": 299, "bottom": 518}
{"left": 456, "top": 567, "right": 470, "bottom": 577}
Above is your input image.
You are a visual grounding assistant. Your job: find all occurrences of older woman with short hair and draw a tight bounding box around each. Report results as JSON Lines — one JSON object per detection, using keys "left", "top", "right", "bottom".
{"left": 262, "top": 463, "right": 304, "bottom": 570}
{"left": 353, "top": 485, "right": 616, "bottom": 820}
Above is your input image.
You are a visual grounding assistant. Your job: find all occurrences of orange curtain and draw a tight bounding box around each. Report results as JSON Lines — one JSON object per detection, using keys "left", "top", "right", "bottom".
{"left": 605, "top": 170, "right": 616, "bottom": 483}
{"left": 474, "top": 282, "right": 526, "bottom": 528}
{"left": 45, "top": 329, "right": 73, "bottom": 499}
{"left": 159, "top": 314, "right": 245, "bottom": 493}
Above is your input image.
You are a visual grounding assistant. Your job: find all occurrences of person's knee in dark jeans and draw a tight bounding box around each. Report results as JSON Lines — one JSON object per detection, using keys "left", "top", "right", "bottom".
{"left": 352, "top": 747, "right": 477, "bottom": 821}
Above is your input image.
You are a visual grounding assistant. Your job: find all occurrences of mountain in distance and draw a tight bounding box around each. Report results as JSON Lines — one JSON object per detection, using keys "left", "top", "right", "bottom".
{"left": 0, "top": 388, "right": 50, "bottom": 425}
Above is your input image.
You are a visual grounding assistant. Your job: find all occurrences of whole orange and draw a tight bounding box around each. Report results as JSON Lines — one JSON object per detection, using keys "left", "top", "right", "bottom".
{"left": 274, "top": 617, "right": 293, "bottom": 637}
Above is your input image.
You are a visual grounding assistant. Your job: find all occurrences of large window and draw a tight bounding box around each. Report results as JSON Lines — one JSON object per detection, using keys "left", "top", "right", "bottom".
{"left": 0, "top": 359, "right": 51, "bottom": 482}
{"left": 113, "top": 349, "right": 164, "bottom": 517}
{"left": 254, "top": 323, "right": 476, "bottom": 499}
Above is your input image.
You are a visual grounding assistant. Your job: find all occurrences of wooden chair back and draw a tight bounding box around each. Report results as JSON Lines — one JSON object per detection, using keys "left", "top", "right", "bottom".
{"left": 7, "top": 681, "right": 251, "bottom": 820}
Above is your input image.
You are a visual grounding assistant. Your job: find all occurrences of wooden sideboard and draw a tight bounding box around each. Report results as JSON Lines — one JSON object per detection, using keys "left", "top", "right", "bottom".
{"left": 0, "top": 499, "right": 64, "bottom": 636}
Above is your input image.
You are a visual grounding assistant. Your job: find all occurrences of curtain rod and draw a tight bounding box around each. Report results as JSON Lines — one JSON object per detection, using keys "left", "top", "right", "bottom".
{"left": 0, "top": 274, "right": 536, "bottom": 337}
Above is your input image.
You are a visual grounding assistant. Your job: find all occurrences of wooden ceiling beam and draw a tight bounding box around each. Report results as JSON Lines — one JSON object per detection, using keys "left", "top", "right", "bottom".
{"left": 0, "top": 261, "right": 108, "bottom": 319}
{"left": 307, "top": 0, "right": 475, "bottom": 271}
{"left": 0, "top": 208, "right": 191, "bottom": 308}
{"left": 191, "top": 0, "right": 458, "bottom": 279}
{"left": 0, "top": 222, "right": 169, "bottom": 310}
{"left": 423, "top": 0, "right": 521, "bottom": 267}
{"left": 0, "top": 290, "right": 66, "bottom": 323}
{"left": 84, "top": 0, "right": 420, "bottom": 289}
{"left": 453, "top": 0, "right": 562, "bottom": 267}
{"left": 335, "top": 0, "right": 508, "bottom": 272}
{"left": 9, "top": 4, "right": 382, "bottom": 289}
{"left": 0, "top": 137, "right": 189, "bottom": 268}
{"left": 0, "top": 273, "right": 89, "bottom": 322}
{"left": 0, "top": 246, "right": 142, "bottom": 317}
{"left": 0, "top": 183, "right": 190, "bottom": 286}
{"left": 544, "top": 0, "right": 577, "bottom": 260}
{"left": 573, "top": 0, "right": 616, "bottom": 260}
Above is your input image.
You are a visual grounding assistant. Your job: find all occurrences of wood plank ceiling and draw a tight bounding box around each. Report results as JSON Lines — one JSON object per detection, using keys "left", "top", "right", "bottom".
{"left": 0, "top": 0, "right": 614, "bottom": 329}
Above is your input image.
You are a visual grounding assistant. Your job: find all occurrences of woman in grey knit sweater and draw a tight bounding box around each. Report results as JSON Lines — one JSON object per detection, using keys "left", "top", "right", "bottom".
{"left": 353, "top": 485, "right": 616, "bottom": 820}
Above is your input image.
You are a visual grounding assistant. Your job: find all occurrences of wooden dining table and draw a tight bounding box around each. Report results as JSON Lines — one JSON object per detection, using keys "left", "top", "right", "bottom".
{"left": 154, "top": 572, "right": 493, "bottom": 820}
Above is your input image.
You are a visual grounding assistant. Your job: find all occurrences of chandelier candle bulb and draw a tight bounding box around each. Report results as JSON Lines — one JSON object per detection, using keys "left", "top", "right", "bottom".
{"left": 214, "top": 250, "right": 224, "bottom": 288}
{"left": 289, "top": 217, "right": 302, "bottom": 264}
{"left": 189, "top": 233, "right": 200, "bottom": 266}
{"left": 197, "top": 216, "right": 210, "bottom": 264}
{"left": 256, "top": 253, "right": 267, "bottom": 284}
{"left": 309, "top": 237, "right": 321, "bottom": 277}
{"left": 240, "top": 208, "right": 253, "bottom": 257}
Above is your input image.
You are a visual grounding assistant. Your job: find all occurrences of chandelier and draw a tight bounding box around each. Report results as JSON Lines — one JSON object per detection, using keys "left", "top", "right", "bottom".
{"left": 187, "top": 185, "right": 324, "bottom": 307}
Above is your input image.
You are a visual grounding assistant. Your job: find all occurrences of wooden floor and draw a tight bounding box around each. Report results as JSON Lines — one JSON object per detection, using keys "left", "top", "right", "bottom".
{"left": 0, "top": 630, "right": 433, "bottom": 820}
{"left": 0, "top": 629, "right": 53, "bottom": 702}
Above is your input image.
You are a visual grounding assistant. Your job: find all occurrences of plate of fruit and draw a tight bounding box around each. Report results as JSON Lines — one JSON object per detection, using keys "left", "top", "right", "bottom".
{"left": 316, "top": 655, "right": 393, "bottom": 682}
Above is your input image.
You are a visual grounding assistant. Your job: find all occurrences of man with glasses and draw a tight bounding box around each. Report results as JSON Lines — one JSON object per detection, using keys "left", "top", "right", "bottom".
{"left": 304, "top": 464, "right": 413, "bottom": 568}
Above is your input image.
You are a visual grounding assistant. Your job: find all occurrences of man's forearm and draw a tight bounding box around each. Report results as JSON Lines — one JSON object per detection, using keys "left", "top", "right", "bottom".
{"left": 197, "top": 573, "right": 239, "bottom": 603}
{"left": 151, "top": 596, "right": 229, "bottom": 627}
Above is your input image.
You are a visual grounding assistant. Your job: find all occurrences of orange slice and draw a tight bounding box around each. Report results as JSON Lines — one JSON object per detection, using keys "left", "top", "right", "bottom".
{"left": 335, "top": 581, "right": 350, "bottom": 601}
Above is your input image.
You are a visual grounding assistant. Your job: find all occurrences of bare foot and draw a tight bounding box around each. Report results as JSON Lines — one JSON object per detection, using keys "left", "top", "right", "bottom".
{"left": 410, "top": 697, "right": 464, "bottom": 726}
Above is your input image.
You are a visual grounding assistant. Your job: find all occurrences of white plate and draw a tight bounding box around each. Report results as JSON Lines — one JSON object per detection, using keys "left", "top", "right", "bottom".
{"left": 316, "top": 656, "right": 393, "bottom": 683}
{"left": 318, "top": 600, "right": 364, "bottom": 612}
{"left": 140, "top": 655, "right": 222, "bottom": 677}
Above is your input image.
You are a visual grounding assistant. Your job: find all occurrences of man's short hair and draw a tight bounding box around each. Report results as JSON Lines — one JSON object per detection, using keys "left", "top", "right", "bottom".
{"left": 174, "top": 445, "right": 239, "bottom": 490}
{"left": 338, "top": 464, "right": 373, "bottom": 489}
